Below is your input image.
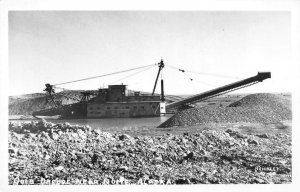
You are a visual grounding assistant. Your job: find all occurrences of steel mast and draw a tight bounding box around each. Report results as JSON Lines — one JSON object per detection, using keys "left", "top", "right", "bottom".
{"left": 152, "top": 59, "right": 165, "bottom": 95}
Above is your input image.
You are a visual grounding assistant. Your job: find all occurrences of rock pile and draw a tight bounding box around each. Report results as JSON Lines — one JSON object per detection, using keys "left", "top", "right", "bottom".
{"left": 9, "top": 120, "right": 292, "bottom": 184}
{"left": 159, "top": 93, "right": 291, "bottom": 128}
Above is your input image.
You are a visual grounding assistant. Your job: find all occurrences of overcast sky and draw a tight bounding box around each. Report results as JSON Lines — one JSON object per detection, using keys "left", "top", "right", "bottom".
{"left": 9, "top": 11, "right": 291, "bottom": 95}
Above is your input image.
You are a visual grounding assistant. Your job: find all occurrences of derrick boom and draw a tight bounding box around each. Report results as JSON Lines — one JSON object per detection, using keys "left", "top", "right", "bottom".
{"left": 166, "top": 72, "right": 271, "bottom": 110}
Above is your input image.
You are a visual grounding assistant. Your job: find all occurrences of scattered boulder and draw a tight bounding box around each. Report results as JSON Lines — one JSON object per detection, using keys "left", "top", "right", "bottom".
{"left": 54, "top": 166, "right": 64, "bottom": 171}
{"left": 256, "top": 133, "right": 269, "bottom": 138}
{"left": 119, "top": 134, "right": 131, "bottom": 141}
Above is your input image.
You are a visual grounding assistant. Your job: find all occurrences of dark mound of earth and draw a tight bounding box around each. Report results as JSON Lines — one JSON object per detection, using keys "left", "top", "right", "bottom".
{"left": 9, "top": 91, "right": 82, "bottom": 115}
{"left": 159, "top": 93, "right": 292, "bottom": 128}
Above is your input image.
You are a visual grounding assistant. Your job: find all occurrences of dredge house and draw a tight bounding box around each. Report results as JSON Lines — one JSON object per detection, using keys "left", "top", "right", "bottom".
{"left": 87, "top": 85, "right": 166, "bottom": 118}
{"left": 32, "top": 59, "right": 271, "bottom": 119}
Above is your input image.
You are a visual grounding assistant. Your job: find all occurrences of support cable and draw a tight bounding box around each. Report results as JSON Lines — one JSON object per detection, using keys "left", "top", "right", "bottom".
{"left": 180, "top": 71, "right": 198, "bottom": 93}
{"left": 166, "top": 64, "right": 241, "bottom": 80}
{"left": 186, "top": 70, "right": 241, "bottom": 80}
{"left": 53, "top": 63, "right": 157, "bottom": 86}
{"left": 165, "top": 66, "right": 195, "bottom": 93}
{"left": 192, "top": 79, "right": 217, "bottom": 87}
{"left": 166, "top": 65, "right": 216, "bottom": 90}
{"left": 109, "top": 65, "right": 156, "bottom": 84}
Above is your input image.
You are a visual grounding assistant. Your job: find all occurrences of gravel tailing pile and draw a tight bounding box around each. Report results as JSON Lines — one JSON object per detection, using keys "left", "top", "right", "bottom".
{"left": 9, "top": 91, "right": 83, "bottom": 115}
{"left": 159, "top": 93, "right": 291, "bottom": 128}
{"left": 9, "top": 120, "right": 291, "bottom": 184}
{"left": 228, "top": 93, "right": 291, "bottom": 109}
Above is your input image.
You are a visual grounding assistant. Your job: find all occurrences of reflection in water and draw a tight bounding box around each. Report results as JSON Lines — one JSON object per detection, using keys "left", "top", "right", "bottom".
{"left": 10, "top": 117, "right": 291, "bottom": 137}
{"left": 11, "top": 116, "right": 172, "bottom": 136}
{"left": 46, "top": 116, "right": 170, "bottom": 129}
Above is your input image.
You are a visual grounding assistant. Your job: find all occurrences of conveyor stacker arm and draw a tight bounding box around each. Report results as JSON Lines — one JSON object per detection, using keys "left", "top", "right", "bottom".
{"left": 166, "top": 72, "right": 271, "bottom": 110}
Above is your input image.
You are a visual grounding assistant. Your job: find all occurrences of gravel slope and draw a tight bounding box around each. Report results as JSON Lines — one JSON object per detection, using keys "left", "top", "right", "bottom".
{"left": 9, "top": 120, "right": 291, "bottom": 184}
{"left": 159, "top": 93, "right": 292, "bottom": 128}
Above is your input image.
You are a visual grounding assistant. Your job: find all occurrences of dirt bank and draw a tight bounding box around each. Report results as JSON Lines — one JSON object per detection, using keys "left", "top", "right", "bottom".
{"left": 9, "top": 91, "right": 84, "bottom": 115}
{"left": 9, "top": 120, "right": 291, "bottom": 184}
{"left": 159, "top": 93, "right": 292, "bottom": 128}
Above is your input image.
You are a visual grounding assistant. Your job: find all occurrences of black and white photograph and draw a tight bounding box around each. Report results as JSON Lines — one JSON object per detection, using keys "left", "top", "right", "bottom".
{"left": 1, "top": 0, "right": 300, "bottom": 191}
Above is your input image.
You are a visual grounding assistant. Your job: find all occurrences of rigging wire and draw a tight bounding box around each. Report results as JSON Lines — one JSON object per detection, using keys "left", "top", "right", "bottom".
{"left": 181, "top": 70, "right": 197, "bottom": 92}
{"left": 181, "top": 70, "right": 193, "bottom": 82}
{"left": 166, "top": 64, "right": 244, "bottom": 91}
{"left": 166, "top": 65, "right": 193, "bottom": 81}
{"left": 53, "top": 63, "right": 157, "bottom": 86}
{"left": 192, "top": 79, "right": 217, "bottom": 87}
{"left": 109, "top": 65, "right": 156, "bottom": 85}
{"left": 166, "top": 64, "right": 241, "bottom": 80}
{"left": 186, "top": 70, "right": 241, "bottom": 80}
{"left": 166, "top": 65, "right": 216, "bottom": 89}
{"left": 165, "top": 66, "right": 198, "bottom": 93}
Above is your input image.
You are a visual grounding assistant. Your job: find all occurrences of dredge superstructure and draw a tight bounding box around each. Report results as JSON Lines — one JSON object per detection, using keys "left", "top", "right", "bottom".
{"left": 32, "top": 59, "right": 271, "bottom": 119}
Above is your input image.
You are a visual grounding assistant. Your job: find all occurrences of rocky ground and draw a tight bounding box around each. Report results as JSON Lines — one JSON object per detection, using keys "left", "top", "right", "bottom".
{"left": 9, "top": 120, "right": 292, "bottom": 185}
